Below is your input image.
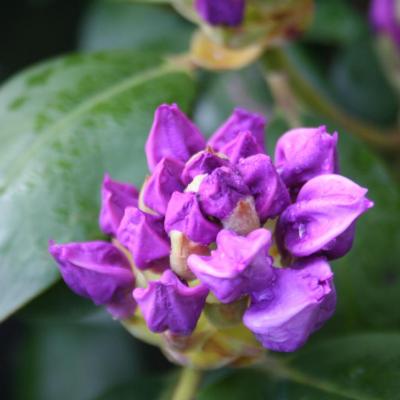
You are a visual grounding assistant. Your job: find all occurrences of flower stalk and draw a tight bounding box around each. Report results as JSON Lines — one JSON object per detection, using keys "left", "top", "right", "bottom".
{"left": 171, "top": 367, "right": 203, "bottom": 400}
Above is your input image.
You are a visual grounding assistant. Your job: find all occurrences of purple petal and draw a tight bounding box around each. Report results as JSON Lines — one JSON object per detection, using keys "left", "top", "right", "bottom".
{"left": 99, "top": 174, "right": 139, "bottom": 236}
{"left": 133, "top": 270, "right": 208, "bottom": 335}
{"left": 274, "top": 126, "right": 338, "bottom": 190}
{"left": 238, "top": 154, "right": 290, "bottom": 222}
{"left": 220, "top": 131, "right": 264, "bottom": 164}
{"left": 195, "top": 0, "right": 246, "bottom": 27}
{"left": 165, "top": 191, "right": 221, "bottom": 245}
{"left": 198, "top": 166, "right": 250, "bottom": 220}
{"left": 188, "top": 229, "right": 274, "bottom": 303}
{"left": 145, "top": 103, "right": 206, "bottom": 172}
{"left": 141, "top": 157, "right": 184, "bottom": 216}
{"left": 277, "top": 174, "right": 374, "bottom": 259}
{"left": 117, "top": 207, "right": 171, "bottom": 270}
{"left": 181, "top": 148, "right": 229, "bottom": 186}
{"left": 243, "top": 257, "right": 336, "bottom": 352}
{"left": 208, "top": 108, "right": 266, "bottom": 153}
{"left": 49, "top": 240, "right": 136, "bottom": 319}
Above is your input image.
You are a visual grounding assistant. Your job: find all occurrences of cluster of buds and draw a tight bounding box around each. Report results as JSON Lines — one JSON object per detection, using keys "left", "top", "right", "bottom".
{"left": 49, "top": 104, "right": 372, "bottom": 368}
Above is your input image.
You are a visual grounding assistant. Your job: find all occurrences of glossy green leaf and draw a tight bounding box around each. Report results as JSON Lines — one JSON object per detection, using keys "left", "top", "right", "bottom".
{"left": 79, "top": 1, "right": 192, "bottom": 53}
{"left": 200, "top": 334, "right": 400, "bottom": 400}
{"left": 0, "top": 51, "right": 196, "bottom": 321}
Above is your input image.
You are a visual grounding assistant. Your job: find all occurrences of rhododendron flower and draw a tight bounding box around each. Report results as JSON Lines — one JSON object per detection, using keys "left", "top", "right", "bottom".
{"left": 49, "top": 103, "right": 373, "bottom": 357}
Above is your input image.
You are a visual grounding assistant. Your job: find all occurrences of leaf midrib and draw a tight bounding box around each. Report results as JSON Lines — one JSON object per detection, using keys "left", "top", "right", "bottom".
{"left": 0, "top": 61, "right": 180, "bottom": 192}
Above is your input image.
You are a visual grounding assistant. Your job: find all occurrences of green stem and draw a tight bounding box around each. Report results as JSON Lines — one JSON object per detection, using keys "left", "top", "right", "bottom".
{"left": 171, "top": 367, "right": 202, "bottom": 400}
{"left": 262, "top": 48, "right": 400, "bottom": 153}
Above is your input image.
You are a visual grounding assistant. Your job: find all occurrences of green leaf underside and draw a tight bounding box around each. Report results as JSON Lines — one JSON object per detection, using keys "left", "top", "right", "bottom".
{"left": 0, "top": 50, "right": 196, "bottom": 321}
{"left": 200, "top": 334, "right": 400, "bottom": 400}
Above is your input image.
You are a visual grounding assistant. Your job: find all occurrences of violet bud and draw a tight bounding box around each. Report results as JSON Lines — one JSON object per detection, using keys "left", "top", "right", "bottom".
{"left": 188, "top": 229, "right": 274, "bottom": 303}
{"left": 133, "top": 270, "right": 209, "bottom": 335}
{"left": 195, "top": 0, "right": 246, "bottom": 27}
{"left": 141, "top": 157, "right": 184, "bottom": 216}
{"left": 181, "top": 148, "right": 229, "bottom": 186}
{"left": 117, "top": 207, "right": 170, "bottom": 270}
{"left": 219, "top": 131, "right": 264, "bottom": 164}
{"left": 49, "top": 240, "right": 136, "bottom": 319}
{"left": 99, "top": 174, "right": 139, "bottom": 236}
{"left": 198, "top": 166, "right": 250, "bottom": 220}
{"left": 165, "top": 191, "right": 220, "bottom": 245}
{"left": 277, "top": 174, "right": 374, "bottom": 259}
{"left": 208, "top": 108, "right": 266, "bottom": 153}
{"left": 274, "top": 126, "right": 338, "bottom": 190}
{"left": 243, "top": 257, "right": 336, "bottom": 352}
{"left": 145, "top": 104, "right": 206, "bottom": 172}
{"left": 238, "top": 154, "right": 290, "bottom": 222}
{"left": 370, "top": 0, "right": 400, "bottom": 47}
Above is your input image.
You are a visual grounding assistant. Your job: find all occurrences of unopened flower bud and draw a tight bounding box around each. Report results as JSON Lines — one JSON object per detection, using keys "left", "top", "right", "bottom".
{"left": 117, "top": 207, "right": 170, "bottom": 270}
{"left": 370, "top": 0, "right": 400, "bottom": 48}
{"left": 141, "top": 157, "right": 184, "bottom": 216}
{"left": 99, "top": 174, "right": 139, "bottom": 236}
{"left": 277, "top": 174, "right": 373, "bottom": 259}
{"left": 145, "top": 103, "right": 205, "bottom": 171}
{"left": 133, "top": 270, "right": 208, "bottom": 335}
{"left": 188, "top": 229, "right": 274, "bottom": 303}
{"left": 243, "top": 257, "right": 336, "bottom": 352}
{"left": 208, "top": 108, "right": 266, "bottom": 152}
{"left": 198, "top": 166, "right": 250, "bottom": 220}
{"left": 165, "top": 191, "right": 221, "bottom": 245}
{"left": 274, "top": 126, "right": 338, "bottom": 191}
{"left": 49, "top": 240, "right": 136, "bottom": 319}
{"left": 195, "top": 0, "right": 246, "bottom": 27}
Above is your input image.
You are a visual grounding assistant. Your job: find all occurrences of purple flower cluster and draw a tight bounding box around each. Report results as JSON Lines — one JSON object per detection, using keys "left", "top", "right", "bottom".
{"left": 49, "top": 104, "right": 373, "bottom": 352}
{"left": 195, "top": 0, "right": 246, "bottom": 27}
{"left": 370, "top": 0, "right": 400, "bottom": 48}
